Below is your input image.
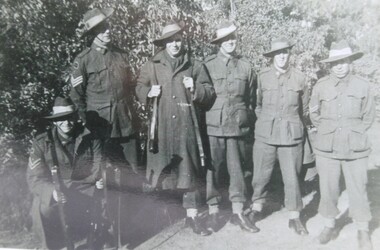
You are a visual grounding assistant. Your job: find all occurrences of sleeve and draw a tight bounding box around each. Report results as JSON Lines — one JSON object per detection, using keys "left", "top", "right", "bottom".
{"left": 309, "top": 84, "right": 321, "bottom": 127}
{"left": 362, "top": 84, "right": 375, "bottom": 130}
{"left": 255, "top": 74, "right": 263, "bottom": 119}
{"left": 301, "top": 75, "right": 311, "bottom": 123}
{"left": 192, "top": 62, "right": 216, "bottom": 110}
{"left": 69, "top": 56, "right": 87, "bottom": 123}
{"left": 26, "top": 140, "right": 55, "bottom": 205}
{"left": 135, "top": 61, "right": 153, "bottom": 105}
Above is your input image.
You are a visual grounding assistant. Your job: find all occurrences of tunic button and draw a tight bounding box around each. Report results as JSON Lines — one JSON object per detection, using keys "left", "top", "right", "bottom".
{"left": 279, "top": 117, "right": 282, "bottom": 121}
{"left": 338, "top": 103, "right": 342, "bottom": 106}
{"left": 172, "top": 95, "right": 176, "bottom": 99}
{"left": 172, "top": 115, "right": 176, "bottom": 119}
{"left": 338, "top": 127, "right": 342, "bottom": 130}
{"left": 338, "top": 115, "right": 342, "bottom": 118}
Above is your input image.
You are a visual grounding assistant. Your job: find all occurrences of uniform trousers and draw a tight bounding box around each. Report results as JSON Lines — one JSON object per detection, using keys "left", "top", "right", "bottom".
{"left": 206, "top": 136, "right": 247, "bottom": 205}
{"left": 251, "top": 140, "right": 303, "bottom": 211}
{"left": 316, "top": 155, "right": 371, "bottom": 222}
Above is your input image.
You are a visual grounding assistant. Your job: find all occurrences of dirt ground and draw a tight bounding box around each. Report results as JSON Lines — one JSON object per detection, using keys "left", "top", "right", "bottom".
{"left": 1, "top": 121, "right": 380, "bottom": 250}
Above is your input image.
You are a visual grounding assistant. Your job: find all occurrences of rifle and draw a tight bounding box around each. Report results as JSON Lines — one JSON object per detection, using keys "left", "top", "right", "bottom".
{"left": 148, "top": 61, "right": 159, "bottom": 153}
{"left": 47, "top": 130, "right": 75, "bottom": 250}
{"left": 50, "top": 167, "right": 75, "bottom": 250}
{"left": 186, "top": 37, "right": 206, "bottom": 167}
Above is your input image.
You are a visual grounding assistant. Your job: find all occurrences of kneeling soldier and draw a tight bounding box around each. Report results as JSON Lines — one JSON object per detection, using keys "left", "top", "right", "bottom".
{"left": 27, "top": 97, "right": 109, "bottom": 249}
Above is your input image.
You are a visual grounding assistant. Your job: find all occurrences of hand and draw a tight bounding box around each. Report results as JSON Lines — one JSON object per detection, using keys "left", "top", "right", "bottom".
{"left": 183, "top": 76, "right": 194, "bottom": 93}
{"left": 52, "top": 190, "right": 66, "bottom": 203}
{"left": 148, "top": 85, "right": 161, "bottom": 98}
{"left": 95, "top": 178, "right": 104, "bottom": 189}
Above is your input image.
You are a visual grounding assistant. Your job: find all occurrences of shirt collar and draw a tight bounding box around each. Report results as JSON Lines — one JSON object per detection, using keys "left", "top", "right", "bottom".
{"left": 217, "top": 51, "right": 238, "bottom": 66}
{"left": 331, "top": 73, "right": 351, "bottom": 86}
{"left": 91, "top": 42, "right": 108, "bottom": 54}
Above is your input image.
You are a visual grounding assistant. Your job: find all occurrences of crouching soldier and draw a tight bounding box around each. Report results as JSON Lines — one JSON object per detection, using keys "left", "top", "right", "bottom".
{"left": 27, "top": 97, "right": 111, "bottom": 249}
{"left": 310, "top": 40, "right": 375, "bottom": 250}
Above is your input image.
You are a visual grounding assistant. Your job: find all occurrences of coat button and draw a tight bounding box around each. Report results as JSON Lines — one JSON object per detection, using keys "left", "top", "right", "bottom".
{"left": 172, "top": 115, "right": 176, "bottom": 119}
{"left": 279, "top": 117, "right": 282, "bottom": 120}
{"left": 172, "top": 95, "right": 176, "bottom": 99}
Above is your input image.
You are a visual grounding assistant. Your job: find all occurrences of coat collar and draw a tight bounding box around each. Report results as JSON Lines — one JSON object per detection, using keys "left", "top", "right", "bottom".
{"left": 152, "top": 49, "right": 191, "bottom": 75}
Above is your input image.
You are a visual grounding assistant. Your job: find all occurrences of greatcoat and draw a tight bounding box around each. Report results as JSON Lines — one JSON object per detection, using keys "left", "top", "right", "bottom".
{"left": 136, "top": 50, "right": 215, "bottom": 189}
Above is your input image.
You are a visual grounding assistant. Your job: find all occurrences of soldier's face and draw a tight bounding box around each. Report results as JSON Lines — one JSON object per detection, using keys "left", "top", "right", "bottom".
{"left": 54, "top": 118, "right": 75, "bottom": 134}
{"left": 94, "top": 22, "right": 111, "bottom": 43}
{"left": 220, "top": 33, "right": 237, "bottom": 55}
{"left": 273, "top": 49, "right": 290, "bottom": 69}
{"left": 331, "top": 59, "right": 350, "bottom": 78}
{"left": 165, "top": 34, "right": 183, "bottom": 58}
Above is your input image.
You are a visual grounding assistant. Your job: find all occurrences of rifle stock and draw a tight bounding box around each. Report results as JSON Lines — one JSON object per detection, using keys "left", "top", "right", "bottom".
{"left": 148, "top": 60, "right": 159, "bottom": 153}
{"left": 50, "top": 165, "right": 75, "bottom": 250}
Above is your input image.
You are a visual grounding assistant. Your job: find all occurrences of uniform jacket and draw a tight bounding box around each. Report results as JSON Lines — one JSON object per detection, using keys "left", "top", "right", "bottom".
{"left": 204, "top": 52, "right": 256, "bottom": 137}
{"left": 70, "top": 42, "right": 136, "bottom": 138}
{"left": 309, "top": 74, "right": 375, "bottom": 159}
{"left": 136, "top": 50, "right": 216, "bottom": 189}
{"left": 27, "top": 126, "right": 102, "bottom": 248}
{"left": 255, "top": 66, "right": 309, "bottom": 145}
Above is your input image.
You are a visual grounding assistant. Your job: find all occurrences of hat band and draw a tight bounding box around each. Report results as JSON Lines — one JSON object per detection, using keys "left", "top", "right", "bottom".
{"left": 271, "top": 41, "right": 291, "bottom": 51}
{"left": 216, "top": 25, "right": 237, "bottom": 39}
{"left": 85, "top": 14, "right": 106, "bottom": 30}
{"left": 53, "top": 105, "right": 75, "bottom": 115}
{"left": 329, "top": 47, "right": 353, "bottom": 58}
{"left": 162, "top": 24, "right": 182, "bottom": 36}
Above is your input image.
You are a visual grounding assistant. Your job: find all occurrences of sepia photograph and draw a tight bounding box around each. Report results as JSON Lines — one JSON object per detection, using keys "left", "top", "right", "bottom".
{"left": 0, "top": 0, "right": 380, "bottom": 249}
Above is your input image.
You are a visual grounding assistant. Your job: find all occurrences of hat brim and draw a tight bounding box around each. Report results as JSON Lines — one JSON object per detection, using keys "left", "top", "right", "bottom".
{"left": 44, "top": 110, "right": 77, "bottom": 121}
{"left": 210, "top": 26, "right": 237, "bottom": 44}
{"left": 263, "top": 44, "right": 295, "bottom": 57}
{"left": 153, "top": 28, "right": 184, "bottom": 47}
{"left": 80, "top": 8, "right": 115, "bottom": 38}
{"left": 319, "top": 52, "right": 363, "bottom": 63}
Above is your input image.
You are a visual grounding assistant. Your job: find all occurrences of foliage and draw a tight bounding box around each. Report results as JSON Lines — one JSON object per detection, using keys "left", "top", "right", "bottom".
{"left": 0, "top": 0, "right": 380, "bottom": 233}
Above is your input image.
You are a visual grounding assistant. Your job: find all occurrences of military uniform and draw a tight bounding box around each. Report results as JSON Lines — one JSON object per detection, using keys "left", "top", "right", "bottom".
{"left": 309, "top": 74, "right": 374, "bottom": 222}
{"left": 136, "top": 50, "right": 215, "bottom": 207}
{"left": 70, "top": 42, "right": 137, "bottom": 167}
{"left": 204, "top": 52, "right": 256, "bottom": 206}
{"left": 27, "top": 126, "right": 102, "bottom": 249}
{"left": 251, "top": 66, "right": 309, "bottom": 212}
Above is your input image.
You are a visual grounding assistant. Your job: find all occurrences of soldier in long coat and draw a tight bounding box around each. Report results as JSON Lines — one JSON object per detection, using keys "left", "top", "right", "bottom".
{"left": 203, "top": 20, "right": 258, "bottom": 233}
{"left": 135, "top": 20, "right": 216, "bottom": 236}
{"left": 27, "top": 97, "right": 105, "bottom": 249}
{"left": 70, "top": 8, "right": 138, "bottom": 171}
{"left": 248, "top": 38, "right": 309, "bottom": 235}
{"left": 310, "top": 40, "right": 374, "bottom": 250}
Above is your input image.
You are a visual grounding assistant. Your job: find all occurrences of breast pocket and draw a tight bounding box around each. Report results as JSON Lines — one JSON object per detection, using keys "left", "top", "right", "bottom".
{"left": 286, "top": 86, "right": 301, "bottom": 106}
{"left": 320, "top": 92, "right": 338, "bottom": 115}
{"left": 236, "top": 74, "right": 248, "bottom": 95}
{"left": 347, "top": 92, "right": 364, "bottom": 116}
{"left": 211, "top": 74, "right": 225, "bottom": 95}
{"left": 262, "top": 85, "right": 278, "bottom": 106}
{"left": 87, "top": 65, "right": 107, "bottom": 91}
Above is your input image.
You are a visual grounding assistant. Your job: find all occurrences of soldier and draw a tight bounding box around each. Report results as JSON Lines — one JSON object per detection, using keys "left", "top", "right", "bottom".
{"left": 70, "top": 8, "right": 138, "bottom": 172}
{"left": 248, "top": 38, "right": 309, "bottom": 235}
{"left": 135, "top": 20, "right": 216, "bottom": 236}
{"left": 27, "top": 97, "right": 106, "bottom": 249}
{"left": 310, "top": 40, "right": 374, "bottom": 250}
{"left": 203, "top": 20, "right": 258, "bottom": 233}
